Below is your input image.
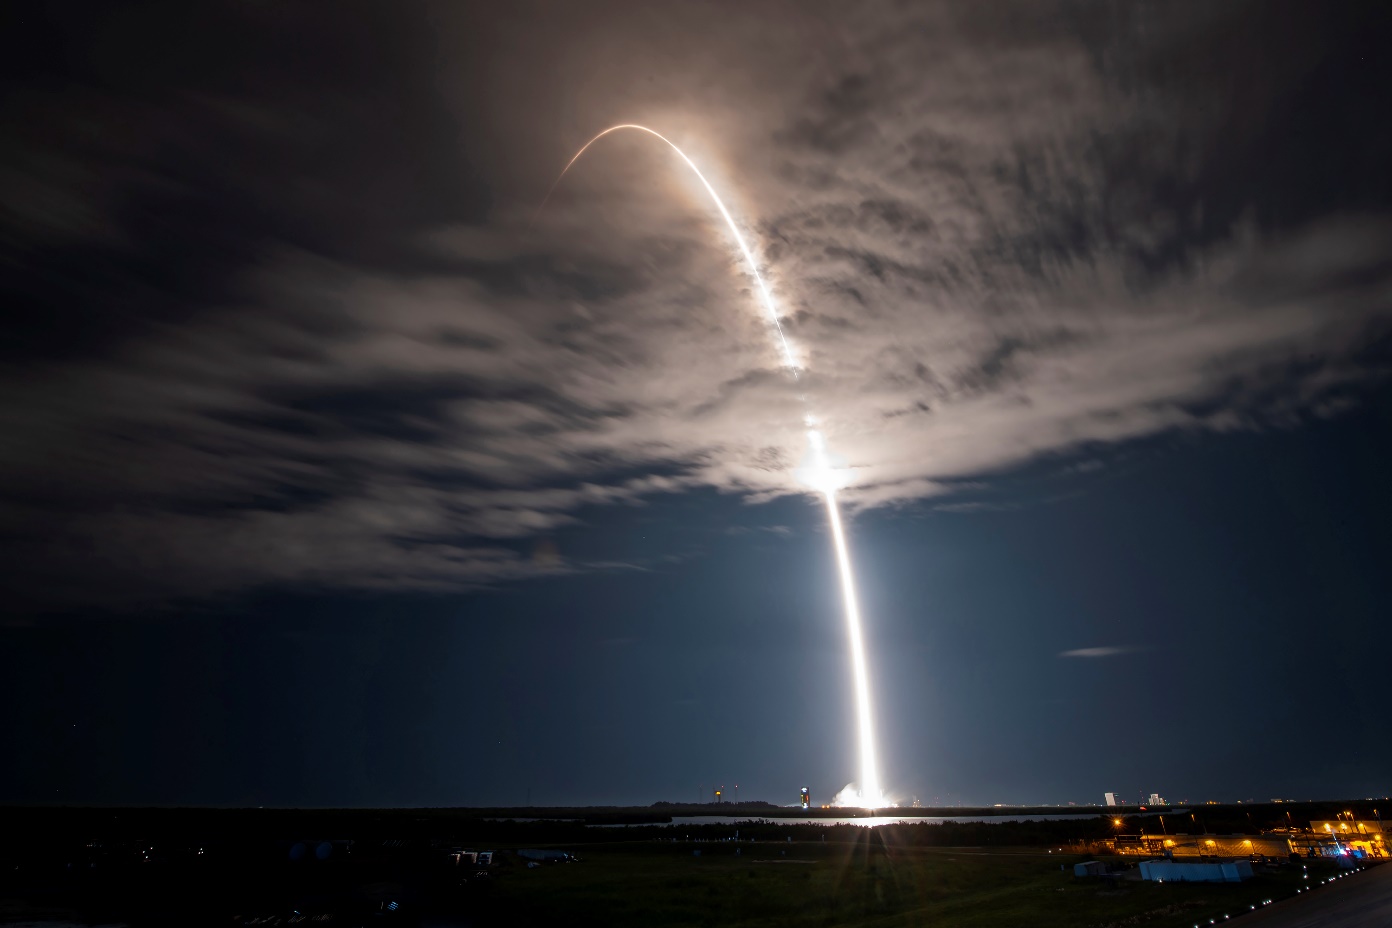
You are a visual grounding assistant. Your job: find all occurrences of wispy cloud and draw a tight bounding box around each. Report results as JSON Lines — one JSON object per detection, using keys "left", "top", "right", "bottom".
{"left": 725, "top": 524, "right": 794, "bottom": 536}
{"left": 1059, "top": 647, "right": 1135, "bottom": 659}
{"left": 2, "top": 1, "right": 1388, "bottom": 609}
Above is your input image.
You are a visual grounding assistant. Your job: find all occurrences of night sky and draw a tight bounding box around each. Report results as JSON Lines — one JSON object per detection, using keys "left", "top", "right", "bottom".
{"left": 3, "top": 1, "right": 1390, "bottom": 808}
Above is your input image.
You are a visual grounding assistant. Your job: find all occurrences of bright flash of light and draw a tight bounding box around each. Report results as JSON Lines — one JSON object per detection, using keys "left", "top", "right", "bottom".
{"left": 797, "top": 428, "right": 850, "bottom": 493}
{"left": 545, "top": 125, "right": 885, "bottom": 807}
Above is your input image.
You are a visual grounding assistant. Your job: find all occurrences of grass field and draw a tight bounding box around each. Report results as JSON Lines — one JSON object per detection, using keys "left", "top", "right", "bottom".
{"left": 477, "top": 838, "right": 1344, "bottom": 928}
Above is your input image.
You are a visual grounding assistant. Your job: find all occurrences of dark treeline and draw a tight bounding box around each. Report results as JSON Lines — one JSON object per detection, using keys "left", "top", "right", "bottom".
{"left": 1, "top": 801, "right": 1380, "bottom": 926}
{"left": 2, "top": 799, "right": 1381, "bottom": 852}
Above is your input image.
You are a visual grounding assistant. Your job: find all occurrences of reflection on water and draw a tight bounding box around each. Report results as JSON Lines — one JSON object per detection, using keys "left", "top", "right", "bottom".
{"left": 596, "top": 813, "right": 1098, "bottom": 828}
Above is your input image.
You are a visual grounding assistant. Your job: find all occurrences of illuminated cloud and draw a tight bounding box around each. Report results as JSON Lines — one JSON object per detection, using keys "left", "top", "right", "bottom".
{"left": 2, "top": 0, "right": 1388, "bottom": 607}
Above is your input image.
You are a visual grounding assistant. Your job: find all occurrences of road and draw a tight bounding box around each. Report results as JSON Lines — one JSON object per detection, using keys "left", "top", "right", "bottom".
{"left": 1238, "top": 862, "right": 1392, "bottom": 928}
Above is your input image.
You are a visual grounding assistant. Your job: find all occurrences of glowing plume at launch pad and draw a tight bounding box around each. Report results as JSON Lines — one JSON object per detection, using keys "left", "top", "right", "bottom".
{"left": 544, "top": 125, "right": 885, "bottom": 808}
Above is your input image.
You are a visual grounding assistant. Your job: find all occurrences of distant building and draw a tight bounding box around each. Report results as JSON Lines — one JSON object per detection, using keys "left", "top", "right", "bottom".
{"left": 1104, "top": 792, "right": 1120, "bottom": 807}
{"left": 450, "top": 850, "right": 495, "bottom": 866}
{"left": 800, "top": 787, "right": 810, "bottom": 810}
{"left": 1148, "top": 793, "right": 1167, "bottom": 806}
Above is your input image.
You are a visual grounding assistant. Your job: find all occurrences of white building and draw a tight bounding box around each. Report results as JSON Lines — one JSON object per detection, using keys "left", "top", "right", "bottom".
{"left": 1139, "top": 859, "right": 1252, "bottom": 883}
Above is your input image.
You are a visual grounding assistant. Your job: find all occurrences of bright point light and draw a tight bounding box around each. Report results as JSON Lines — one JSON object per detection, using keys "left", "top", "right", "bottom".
{"left": 545, "top": 124, "right": 885, "bottom": 808}
{"left": 799, "top": 429, "right": 851, "bottom": 493}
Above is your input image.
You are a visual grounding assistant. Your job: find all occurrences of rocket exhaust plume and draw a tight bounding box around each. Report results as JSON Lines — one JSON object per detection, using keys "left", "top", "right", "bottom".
{"left": 541, "top": 124, "right": 885, "bottom": 807}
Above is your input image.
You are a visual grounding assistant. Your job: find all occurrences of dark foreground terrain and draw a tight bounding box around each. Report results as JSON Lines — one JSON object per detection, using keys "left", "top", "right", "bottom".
{"left": 1, "top": 802, "right": 1383, "bottom": 927}
{"left": 1239, "top": 861, "right": 1392, "bottom": 928}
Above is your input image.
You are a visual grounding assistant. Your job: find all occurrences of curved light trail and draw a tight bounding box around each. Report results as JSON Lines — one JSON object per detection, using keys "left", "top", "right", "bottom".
{"left": 541, "top": 124, "right": 884, "bottom": 807}
{"left": 539, "top": 124, "right": 798, "bottom": 377}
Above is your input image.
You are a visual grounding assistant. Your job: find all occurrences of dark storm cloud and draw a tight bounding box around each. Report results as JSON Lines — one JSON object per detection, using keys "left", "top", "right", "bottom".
{"left": 1, "top": 3, "right": 486, "bottom": 361}
{"left": 2, "top": 0, "right": 1389, "bottom": 608}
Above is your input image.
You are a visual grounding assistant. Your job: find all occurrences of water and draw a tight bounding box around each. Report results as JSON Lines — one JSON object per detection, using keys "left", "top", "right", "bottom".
{"left": 594, "top": 813, "right": 1100, "bottom": 828}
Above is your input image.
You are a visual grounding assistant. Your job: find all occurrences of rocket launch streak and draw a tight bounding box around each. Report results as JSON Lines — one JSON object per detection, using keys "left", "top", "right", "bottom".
{"left": 543, "top": 125, "right": 884, "bottom": 807}
{"left": 539, "top": 125, "right": 798, "bottom": 376}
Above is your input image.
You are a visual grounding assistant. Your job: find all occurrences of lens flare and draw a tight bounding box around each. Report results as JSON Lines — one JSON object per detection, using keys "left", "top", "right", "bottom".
{"left": 543, "top": 124, "right": 884, "bottom": 807}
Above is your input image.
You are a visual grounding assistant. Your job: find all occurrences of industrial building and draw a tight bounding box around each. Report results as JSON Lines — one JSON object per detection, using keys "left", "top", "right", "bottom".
{"left": 1110, "top": 818, "right": 1385, "bottom": 860}
{"left": 1103, "top": 791, "right": 1168, "bottom": 807}
{"left": 1115, "top": 834, "right": 1290, "bottom": 859}
{"left": 1307, "top": 820, "right": 1386, "bottom": 858}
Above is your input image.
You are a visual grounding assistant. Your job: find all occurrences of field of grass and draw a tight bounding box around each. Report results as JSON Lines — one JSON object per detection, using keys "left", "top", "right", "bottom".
{"left": 476, "top": 837, "right": 1342, "bottom": 928}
